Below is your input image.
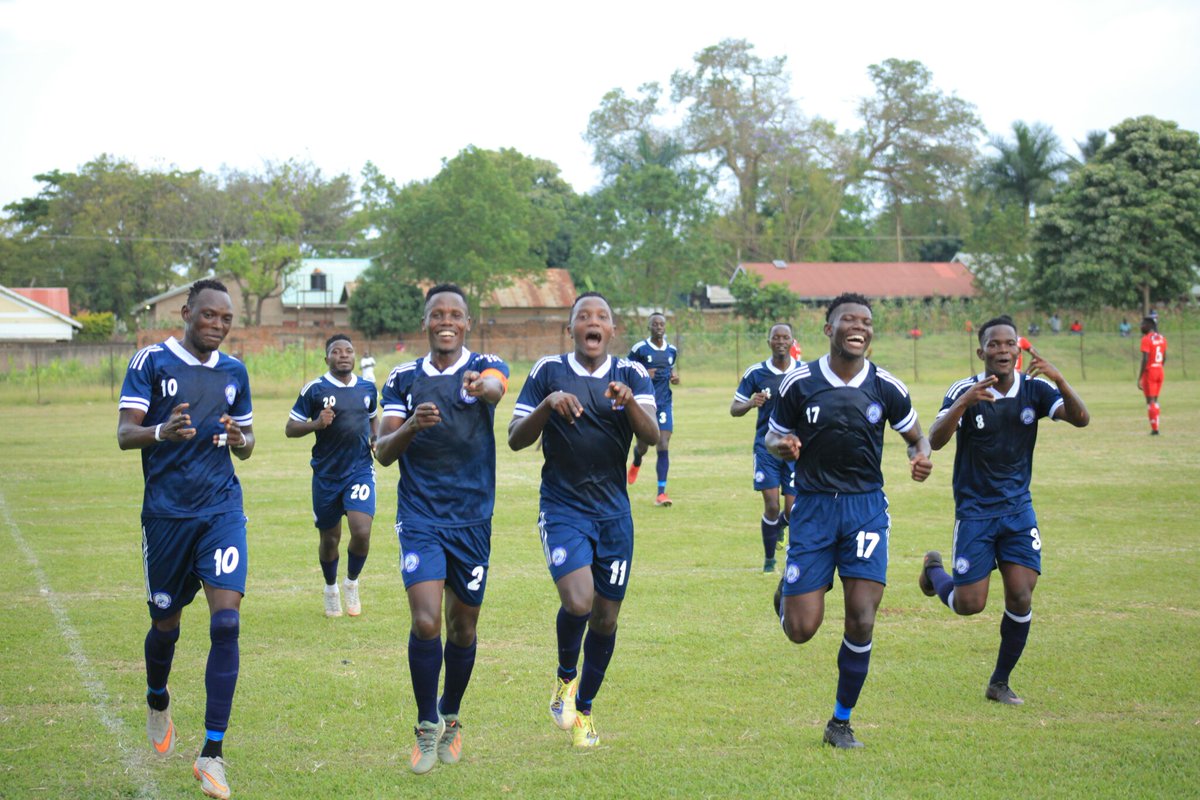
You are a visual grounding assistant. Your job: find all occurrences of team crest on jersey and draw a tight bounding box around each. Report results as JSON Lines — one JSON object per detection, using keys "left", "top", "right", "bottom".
{"left": 1020, "top": 407, "right": 1036, "bottom": 425}
{"left": 550, "top": 546, "right": 568, "bottom": 566}
{"left": 224, "top": 383, "right": 237, "bottom": 405}
{"left": 866, "top": 403, "right": 883, "bottom": 424}
{"left": 151, "top": 591, "right": 173, "bottom": 610}
{"left": 785, "top": 563, "right": 801, "bottom": 584}
{"left": 954, "top": 556, "right": 970, "bottom": 575}
{"left": 363, "top": 395, "right": 371, "bottom": 408}
{"left": 403, "top": 552, "right": 420, "bottom": 573}
{"left": 755, "top": 470, "right": 765, "bottom": 483}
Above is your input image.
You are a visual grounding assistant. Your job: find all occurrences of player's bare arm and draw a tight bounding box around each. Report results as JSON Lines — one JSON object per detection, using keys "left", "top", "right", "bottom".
{"left": 901, "top": 424, "right": 932, "bottom": 482}
{"left": 508, "top": 391, "right": 582, "bottom": 450}
{"left": 928, "top": 376, "right": 999, "bottom": 450}
{"left": 765, "top": 429, "right": 801, "bottom": 462}
{"left": 375, "top": 402, "right": 441, "bottom": 466}
{"left": 284, "top": 406, "right": 335, "bottom": 438}
{"left": 461, "top": 369, "right": 507, "bottom": 405}
{"left": 216, "top": 415, "right": 254, "bottom": 460}
{"left": 117, "top": 403, "right": 196, "bottom": 450}
{"left": 1026, "top": 348, "right": 1090, "bottom": 427}
{"left": 607, "top": 380, "right": 659, "bottom": 447}
{"left": 730, "top": 392, "right": 767, "bottom": 417}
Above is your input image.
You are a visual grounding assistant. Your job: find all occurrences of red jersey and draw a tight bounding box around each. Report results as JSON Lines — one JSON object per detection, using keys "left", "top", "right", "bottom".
{"left": 1016, "top": 336, "right": 1031, "bottom": 371}
{"left": 1141, "top": 332, "right": 1168, "bottom": 371}
{"left": 789, "top": 341, "right": 803, "bottom": 361}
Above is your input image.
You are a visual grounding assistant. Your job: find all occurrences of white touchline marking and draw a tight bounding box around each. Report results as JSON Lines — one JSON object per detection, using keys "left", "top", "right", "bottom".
{"left": 0, "top": 490, "right": 160, "bottom": 799}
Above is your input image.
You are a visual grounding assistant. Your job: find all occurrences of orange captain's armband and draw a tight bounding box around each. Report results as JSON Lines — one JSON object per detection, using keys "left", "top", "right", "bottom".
{"left": 481, "top": 368, "right": 509, "bottom": 391}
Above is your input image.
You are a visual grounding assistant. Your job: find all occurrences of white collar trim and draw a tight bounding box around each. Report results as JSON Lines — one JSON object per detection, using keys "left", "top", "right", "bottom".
{"left": 766, "top": 358, "right": 797, "bottom": 376}
{"left": 980, "top": 371, "right": 1022, "bottom": 399}
{"left": 165, "top": 336, "right": 219, "bottom": 368}
{"left": 324, "top": 371, "right": 357, "bottom": 388}
{"left": 819, "top": 354, "right": 869, "bottom": 388}
{"left": 567, "top": 352, "right": 612, "bottom": 378}
{"left": 422, "top": 349, "right": 472, "bottom": 376}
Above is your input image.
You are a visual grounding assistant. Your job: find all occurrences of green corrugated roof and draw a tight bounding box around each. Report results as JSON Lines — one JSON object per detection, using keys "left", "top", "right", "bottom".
{"left": 280, "top": 258, "right": 372, "bottom": 306}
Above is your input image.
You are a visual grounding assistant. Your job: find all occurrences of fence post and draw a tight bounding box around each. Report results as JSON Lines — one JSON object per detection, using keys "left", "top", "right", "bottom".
{"left": 109, "top": 346, "right": 116, "bottom": 401}
{"left": 34, "top": 347, "right": 42, "bottom": 404}
{"left": 735, "top": 329, "right": 741, "bottom": 378}
{"left": 1078, "top": 332, "right": 1086, "bottom": 380}
{"left": 912, "top": 335, "right": 919, "bottom": 382}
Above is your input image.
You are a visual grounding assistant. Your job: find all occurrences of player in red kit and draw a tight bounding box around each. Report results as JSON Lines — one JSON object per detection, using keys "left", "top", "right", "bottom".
{"left": 1138, "top": 315, "right": 1168, "bottom": 435}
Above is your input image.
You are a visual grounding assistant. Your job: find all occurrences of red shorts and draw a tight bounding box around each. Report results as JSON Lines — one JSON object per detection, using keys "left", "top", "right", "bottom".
{"left": 1140, "top": 369, "right": 1164, "bottom": 398}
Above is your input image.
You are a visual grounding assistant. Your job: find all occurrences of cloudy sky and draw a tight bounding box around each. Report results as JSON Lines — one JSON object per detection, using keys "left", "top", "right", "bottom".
{"left": 1, "top": 0, "right": 1197, "bottom": 209}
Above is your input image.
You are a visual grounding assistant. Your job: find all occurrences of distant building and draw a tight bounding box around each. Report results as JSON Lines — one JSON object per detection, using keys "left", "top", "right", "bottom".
{"left": 479, "top": 268, "right": 577, "bottom": 324}
{"left": 0, "top": 285, "right": 83, "bottom": 341}
{"left": 731, "top": 261, "right": 977, "bottom": 302}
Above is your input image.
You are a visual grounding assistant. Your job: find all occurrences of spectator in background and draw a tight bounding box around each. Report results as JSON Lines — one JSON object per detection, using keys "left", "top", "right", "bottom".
{"left": 1027, "top": 322, "right": 1040, "bottom": 337}
{"left": 1069, "top": 320, "right": 1083, "bottom": 335}
{"left": 1048, "top": 314, "right": 1061, "bottom": 334}
{"left": 1118, "top": 319, "right": 1132, "bottom": 338}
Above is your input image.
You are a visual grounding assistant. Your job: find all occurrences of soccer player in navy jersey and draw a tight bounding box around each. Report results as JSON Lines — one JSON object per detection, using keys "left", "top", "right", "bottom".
{"left": 766, "top": 293, "right": 933, "bottom": 749}
{"left": 118, "top": 279, "right": 253, "bottom": 800}
{"left": 286, "top": 333, "right": 378, "bottom": 617}
{"left": 919, "top": 315, "right": 1089, "bottom": 705}
{"left": 626, "top": 312, "right": 679, "bottom": 506}
{"left": 731, "top": 323, "right": 801, "bottom": 573}
{"left": 375, "top": 284, "right": 509, "bottom": 774}
{"left": 509, "top": 292, "right": 659, "bottom": 748}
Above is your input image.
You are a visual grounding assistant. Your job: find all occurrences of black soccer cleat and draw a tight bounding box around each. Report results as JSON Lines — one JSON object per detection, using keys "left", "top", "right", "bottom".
{"left": 986, "top": 681, "right": 1024, "bottom": 705}
{"left": 918, "top": 550, "right": 943, "bottom": 597}
{"left": 823, "top": 717, "right": 865, "bottom": 749}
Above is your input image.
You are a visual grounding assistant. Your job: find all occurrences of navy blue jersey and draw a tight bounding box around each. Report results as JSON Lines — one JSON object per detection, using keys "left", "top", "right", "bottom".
{"left": 513, "top": 354, "right": 655, "bottom": 518}
{"left": 769, "top": 355, "right": 917, "bottom": 494}
{"left": 734, "top": 358, "right": 801, "bottom": 447}
{"left": 381, "top": 350, "right": 509, "bottom": 528}
{"left": 937, "top": 372, "right": 1064, "bottom": 519}
{"left": 289, "top": 372, "right": 378, "bottom": 479}
{"left": 119, "top": 337, "right": 253, "bottom": 518}
{"left": 628, "top": 338, "right": 677, "bottom": 408}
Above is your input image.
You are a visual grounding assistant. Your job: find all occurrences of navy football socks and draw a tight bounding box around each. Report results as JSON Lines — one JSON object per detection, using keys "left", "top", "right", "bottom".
{"left": 576, "top": 627, "right": 617, "bottom": 714}
{"left": 556, "top": 608, "right": 590, "bottom": 681}
{"left": 145, "top": 624, "right": 179, "bottom": 707}
{"left": 991, "top": 608, "right": 1032, "bottom": 685}
{"left": 346, "top": 550, "right": 367, "bottom": 581}
{"left": 834, "top": 637, "right": 872, "bottom": 720}
{"left": 408, "top": 632, "right": 443, "bottom": 723}
{"left": 761, "top": 515, "right": 780, "bottom": 558}
{"left": 320, "top": 557, "right": 339, "bottom": 586}
{"left": 439, "top": 638, "right": 477, "bottom": 718}
{"left": 204, "top": 609, "right": 239, "bottom": 739}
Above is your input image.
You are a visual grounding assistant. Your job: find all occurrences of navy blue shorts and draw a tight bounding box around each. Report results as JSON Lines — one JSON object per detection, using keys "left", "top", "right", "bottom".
{"left": 396, "top": 519, "right": 491, "bottom": 606}
{"left": 142, "top": 511, "right": 248, "bottom": 620}
{"left": 538, "top": 509, "right": 634, "bottom": 601}
{"left": 781, "top": 491, "right": 890, "bottom": 596}
{"left": 951, "top": 507, "right": 1042, "bottom": 585}
{"left": 656, "top": 403, "right": 674, "bottom": 433}
{"left": 312, "top": 469, "right": 376, "bottom": 530}
{"left": 752, "top": 444, "right": 795, "bottom": 493}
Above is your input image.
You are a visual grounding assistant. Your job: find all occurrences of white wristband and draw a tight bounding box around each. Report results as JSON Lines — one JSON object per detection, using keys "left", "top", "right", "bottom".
{"left": 154, "top": 423, "right": 164, "bottom": 442}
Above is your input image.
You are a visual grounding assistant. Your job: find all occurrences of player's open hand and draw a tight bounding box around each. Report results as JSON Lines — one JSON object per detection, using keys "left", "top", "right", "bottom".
{"left": 215, "top": 414, "right": 248, "bottom": 448}
{"left": 605, "top": 381, "right": 634, "bottom": 411}
{"left": 406, "top": 402, "right": 442, "bottom": 431}
{"left": 546, "top": 391, "right": 584, "bottom": 422}
{"left": 462, "top": 370, "right": 487, "bottom": 398}
{"left": 910, "top": 453, "right": 933, "bottom": 482}
{"left": 315, "top": 406, "right": 335, "bottom": 429}
{"left": 1025, "top": 346, "right": 1062, "bottom": 382}
{"left": 163, "top": 403, "right": 196, "bottom": 441}
{"left": 775, "top": 433, "right": 801, "bottom": 461}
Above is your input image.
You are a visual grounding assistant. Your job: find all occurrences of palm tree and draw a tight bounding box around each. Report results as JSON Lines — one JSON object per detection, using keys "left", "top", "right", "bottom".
{"left": 1075, "top": 130, "right": 1108, "bottom": 163}
{"left": 985, "top": 121, "right": 1070, "bottom": 225}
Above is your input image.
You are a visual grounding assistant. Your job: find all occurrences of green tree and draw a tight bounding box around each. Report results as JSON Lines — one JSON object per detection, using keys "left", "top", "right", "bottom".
{"left": 985, "top": 121, "right": 1070, "bottom": 226}
{"left": 1075, "top": 130, "right": 1108, "bottom": 164}
{"left": 729, "top": 271, "right": 800, "bottom": 326}
{"left": 1031, "top": 116, "right": 1200, "bottom": 313}
{"left": 347, "top": 261, "right": 424, "bottom": 337}
{"left": 856, "top": 59, "right": 983, "bottom": 261}
{"left": 75, "top": 310, "right": 116, "bottom": 342}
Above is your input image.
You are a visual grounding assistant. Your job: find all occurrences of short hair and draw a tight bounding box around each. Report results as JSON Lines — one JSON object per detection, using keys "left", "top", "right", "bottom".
{"left": 769, "top": 322, "right": 793, "bottom": 335}
{"left": 569, "top": 291, "right": 612, "bottom": 324}
{"left": 424, "top": 283, "right": 467, "bottom": 304}
{"left": 325, "top": 333, "right": 352, "bottom": 352}
{"left": 825, "top": 292, "right": 872, "bottom": 322}
{"left": 648, "top": 312, "right": 666, "bottom": 322}
{"left": 978, "top": 315, "right": 1018, "bottom": 345}
{"left": 187, "top": 278, "right": 229, "bottom": 308}
{"left": 1143, "top": 314, "right": 1158, "bottom": 330}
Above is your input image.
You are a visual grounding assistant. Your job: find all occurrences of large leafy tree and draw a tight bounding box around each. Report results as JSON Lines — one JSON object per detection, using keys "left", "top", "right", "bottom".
{"left": 856, "top": 59, "right": 983, "bottom": 261}
{"left": 1031, "top": 116, "right": 1200, "bottom": 313}
{"left": 729, "top": 271, "right": 800, "bottom": 327}
{"left": 984, "top": 121, "right": 1070, "bottom": 226}
{"left": 347, "top": 261, "right": 424, "bottom": 337}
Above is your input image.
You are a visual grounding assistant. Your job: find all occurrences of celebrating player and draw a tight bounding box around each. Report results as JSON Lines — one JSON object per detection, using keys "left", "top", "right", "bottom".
{"left": 730, "top": 323, "right": 801, "bottom": 573}
{"left": 117, "top": 279, "right": 253, "bottom": 800}
{"left": 919, "top": 315, "right": 1089, "bottom": 705}
{"left": 375, "top": 284, "right": 509, "bottom": 774}
{"left": 286, "top": 333, "right": 378, "bottom": 617}
{"left": 1138, "top": 314, "right": 1168, "bottom": 435}
{"left": 509, "top": 292, "right": 659, "bottom": 748}
{"left": 626, "top": 312, "right": 678, "bottom": 506}
{"left": 766, "top": 293, "right": 932, "bottom": 749}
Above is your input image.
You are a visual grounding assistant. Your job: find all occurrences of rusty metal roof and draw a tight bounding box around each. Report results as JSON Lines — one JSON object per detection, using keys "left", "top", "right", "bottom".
{"left": 10, "top": 286, "right": 73, "bottom": 316}
{"left": 737, "top": 262, "right": 977, "bottom": 300}
{"left": 484, "top": 268, "right": 577, "bottom": 308}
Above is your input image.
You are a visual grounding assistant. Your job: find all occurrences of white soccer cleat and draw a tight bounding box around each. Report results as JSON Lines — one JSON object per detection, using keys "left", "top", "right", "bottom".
{"left": 146, "top": 700, "right": 175, "bottom": 757}
{"left": 193, "top": 755, "right": 231, "bottom": 799}
{"left": 323, "top": 584, "right": 342, "bottom": 618}
{"left": 342, "top": 578, "right": 361, "bottom": 617}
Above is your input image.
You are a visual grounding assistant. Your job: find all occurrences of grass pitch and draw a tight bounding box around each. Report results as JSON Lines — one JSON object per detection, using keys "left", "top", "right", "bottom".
{"left": 1, "top": 368, "right": 1197, "bottom": 799}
